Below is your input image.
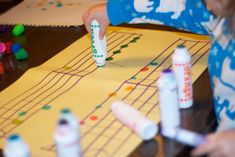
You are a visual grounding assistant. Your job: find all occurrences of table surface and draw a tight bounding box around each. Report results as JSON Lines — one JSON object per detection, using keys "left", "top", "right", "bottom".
{"left": 0, "top": 1, "right": 216, "bottom": 157}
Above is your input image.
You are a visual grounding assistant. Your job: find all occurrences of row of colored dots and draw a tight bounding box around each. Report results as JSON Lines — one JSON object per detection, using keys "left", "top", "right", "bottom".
{"left": 105, "top": 36, "right": 141, "bottom": 62}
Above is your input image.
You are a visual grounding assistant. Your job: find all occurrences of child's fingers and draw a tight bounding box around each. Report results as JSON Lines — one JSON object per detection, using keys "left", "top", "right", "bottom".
{"left": 207, "top": 149, "right": 225, "bottom": 157}
{"left": 99, "top": 25, "right": 107, "bottom": 40}
{"left": 83, "top": 16, "right": 92, "bottom": 34}
{"left": 82, "top": 10, "right": 88, "bottom": 23}
{"left": 191, "top": 141, "right": 219, "bottom": 156}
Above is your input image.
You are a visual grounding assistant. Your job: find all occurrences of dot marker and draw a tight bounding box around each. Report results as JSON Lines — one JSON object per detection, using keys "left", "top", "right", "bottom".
{"left": 111, "top": 101, "right": 158, "bottom": 140}
{"left": 90, "top": 20, "right": 107, "bottom": 67}
{"left": 172, "top": 45, "right": 193, "bottom": 109}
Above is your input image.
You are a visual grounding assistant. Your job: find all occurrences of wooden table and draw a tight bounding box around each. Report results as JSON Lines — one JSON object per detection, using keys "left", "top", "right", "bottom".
{"left": 0, "top": 1, "right": 216, "bottom": 157}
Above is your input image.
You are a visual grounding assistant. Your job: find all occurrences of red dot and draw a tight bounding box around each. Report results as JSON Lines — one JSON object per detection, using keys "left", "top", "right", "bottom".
{"left": 141, "top": 67, "right": 149, "bottom": 72}
{"left": 80, "top": 120, "right": 85, "bottom": 125}
{"left": 90, "top": 116, "right": 99, "bottom": 121}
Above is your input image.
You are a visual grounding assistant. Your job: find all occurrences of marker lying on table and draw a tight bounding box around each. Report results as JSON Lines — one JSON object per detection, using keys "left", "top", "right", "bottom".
{"left": 111, "top": 101, "right": 158, "bottom": 140}
{"left": 168, "top": 128, "right": 206, "bottom": 147}
{"left": 90, "top": 20, "right": 107, "bottom": 67}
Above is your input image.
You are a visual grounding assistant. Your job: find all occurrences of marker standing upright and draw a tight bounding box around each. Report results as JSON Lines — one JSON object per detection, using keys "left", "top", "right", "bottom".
{"left": 54, "top": 119, "right": 81, "bottom": 157}
{"left": 90, "top": 20, "right": 107, "bottom": 67}
{"left": 172, "top": 45, "right": 193, "bottom": 109}
{"left": 4, "top": 134, "right": 30, "bottom": 157}
{"left": 157, "top": 69, "right": 180, "bottom": 137}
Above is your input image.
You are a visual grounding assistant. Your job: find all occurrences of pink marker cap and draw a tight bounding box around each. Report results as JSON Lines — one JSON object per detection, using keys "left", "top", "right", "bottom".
{"left": 0, "top": 42, "right": 6, "bottom": 54}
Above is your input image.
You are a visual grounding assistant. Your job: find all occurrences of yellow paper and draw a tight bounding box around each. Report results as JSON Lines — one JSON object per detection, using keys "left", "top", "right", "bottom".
{"left": 0, "top": 27, "right": 210, "bottom": 157}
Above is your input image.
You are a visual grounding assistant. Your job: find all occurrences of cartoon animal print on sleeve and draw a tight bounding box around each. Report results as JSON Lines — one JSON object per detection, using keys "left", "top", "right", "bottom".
{"left": 134, "top": 0, "right": 154, "bottom": 13}
{"left": 213, "top": 57, "right": 235, "bottom": 131}
{"left": 155, "top": 0, "right": 186, "bottom": 19}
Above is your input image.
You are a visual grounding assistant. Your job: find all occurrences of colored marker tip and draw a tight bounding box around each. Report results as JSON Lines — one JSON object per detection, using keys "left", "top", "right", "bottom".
{"left": 162, "top": 69, "right": 172, "bottom": 73}
{"left": 8, "top": 134, "right": 20, "bottom": 141}
{"left": 177, "top": 44, "right": 186, "bottom": 48}
{"left": 61, "top": 108, "right": 71, "bottom": 113}
{"left": 59, "top": 119, "right": 68, "bottom": 125}
{"left": 98, "top": 64, "right": 105, "bottom": 67}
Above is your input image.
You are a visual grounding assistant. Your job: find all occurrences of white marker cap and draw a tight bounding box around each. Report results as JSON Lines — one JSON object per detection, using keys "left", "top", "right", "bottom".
{"left": 137, "top": 119, "right": 158, "bottom": 140}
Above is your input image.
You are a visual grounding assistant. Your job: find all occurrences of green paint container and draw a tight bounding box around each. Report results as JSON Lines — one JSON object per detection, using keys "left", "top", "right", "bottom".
{"left": 12, "top": 24, "right": 25, "bottom": 37}
{"left": 14, "top": 48, "right": 28, "bottom": 60}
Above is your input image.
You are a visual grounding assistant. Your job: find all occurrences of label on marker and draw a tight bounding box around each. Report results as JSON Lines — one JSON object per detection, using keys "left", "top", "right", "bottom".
{"left": 90, "top": 20, "right": 107, "bottom": 67}
{"left": 172, "top": 45, "right": 193, "bottom": 109}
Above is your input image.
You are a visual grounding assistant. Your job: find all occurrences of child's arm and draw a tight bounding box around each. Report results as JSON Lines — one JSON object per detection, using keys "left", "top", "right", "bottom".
{"left": 107, "top": 0, "right": 216, "bottom": 35}
{"left": 83, "top": 0, "right": 217, "bottom": 37}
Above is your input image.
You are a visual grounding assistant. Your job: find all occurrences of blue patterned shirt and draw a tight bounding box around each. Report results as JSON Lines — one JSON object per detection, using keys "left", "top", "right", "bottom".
{"left": 107, "top": 0, "right": 235, "bottom": 131}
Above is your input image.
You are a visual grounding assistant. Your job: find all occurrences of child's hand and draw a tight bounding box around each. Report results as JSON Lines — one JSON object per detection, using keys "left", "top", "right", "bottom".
{"left": 191, "top": 130, "right": 235, "bottom": 157}
{"left": 82, "top": 3, "right": 110, "bottom": 39}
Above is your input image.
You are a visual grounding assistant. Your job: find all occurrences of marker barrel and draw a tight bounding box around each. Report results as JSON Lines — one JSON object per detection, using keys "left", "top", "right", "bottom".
{"left": 54, "top": 119, "right": 81, "bottom": 157}
{"left": 90, "top": 20, "right": 107, "bottom": 67}
{"left": 172, "top": 128, "right": 206, "bottom": 147}
{"left": 4, "top": 134, "right": 30, "bottom": 157}
{"left": 111, "top": 101, "right": 158, "bottom": 140}
{"left": 157, "top": 69, "right": 180, "bottom": 137}
{"left": 60, "top": 108, "right": 79, "bottom": 131}
{"left": 172, "top": 45, "right": 193, "bottom": 109}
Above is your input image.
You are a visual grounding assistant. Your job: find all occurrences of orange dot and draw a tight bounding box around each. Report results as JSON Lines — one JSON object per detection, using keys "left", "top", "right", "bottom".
{"left": 90, "top": 116, "right": 98, "bottom": 121}
{"left": 141, "top": 67, "right": 149, "bottom": 72}
{"left": 37, "top": 3, "right": 44, "bottom": 6}
{"left": 125, "top": 86, "right": 134, "bottom": 91}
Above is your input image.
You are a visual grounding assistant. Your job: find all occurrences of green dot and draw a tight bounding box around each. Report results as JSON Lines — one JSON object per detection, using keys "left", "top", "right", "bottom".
{"left": 130, "top": 39, "right": 137, "bottom": 43}
{"left": 131, "top": 76, "right": 137, "bottom": 80}
{"left": 113, "top": 50, "right": 121, "bottom": 54}
{"left": 56, "top": 2, "right": 63, "bottom": 7}
{"left": 121, "top": 45, "right": 128, "bottom": 49}
{"left": 134, "top": 37, "right": 140, "bottom": 40}
{"left": 150, "top": 62, "right": 158, "bottom": 66}
{"left": 42, "top": 105, "right": 51, "bottom": 110}
{"left": 106, "top": 57, "right": 113, "bottom": 61}
{"left": 96, "top": 105, "right": 102, "bottom": 109}
{"left": 19, "top": 111, "right": 27, "bottom": 117}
